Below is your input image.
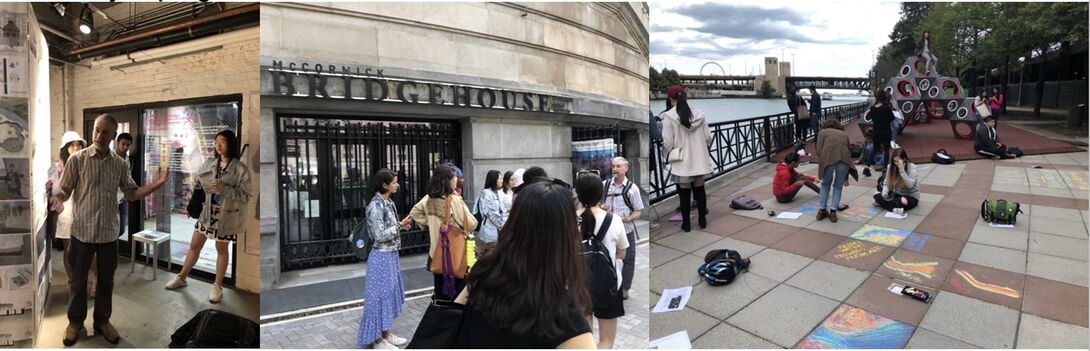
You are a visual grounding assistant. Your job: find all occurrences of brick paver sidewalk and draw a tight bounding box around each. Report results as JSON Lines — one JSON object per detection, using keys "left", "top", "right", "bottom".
{"left": 651, "top": 152, "right": 1089, "bottom": 349}
{"left": 262, "top": 244, "right": 650, "bottom": 349}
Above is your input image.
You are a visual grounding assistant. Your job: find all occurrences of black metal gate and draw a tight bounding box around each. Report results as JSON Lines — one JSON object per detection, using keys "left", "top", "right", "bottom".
{"left": 276, "top": 116, "right": 461, "bottom": 270}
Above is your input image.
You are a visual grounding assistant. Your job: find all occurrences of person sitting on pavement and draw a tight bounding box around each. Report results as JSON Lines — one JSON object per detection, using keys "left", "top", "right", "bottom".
{"left": 772, "top": 152, "right": 820, "bottom": 203}
{"left": 874, "top": 148, "right": 920, "bottom": 212}
{"left": 974, "top": 116, "right": 1017, "bottom": 159}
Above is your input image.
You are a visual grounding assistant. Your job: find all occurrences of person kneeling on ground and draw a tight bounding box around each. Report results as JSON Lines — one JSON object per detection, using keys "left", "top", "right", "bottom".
{"left": 974, "top": 116, "right": 1017, "bottom": 159}
{"left": 873, "top": 148, "right": 920, "bottom": 212}
{"left": 773, "top": 152, "right": 820, "bottom": 203}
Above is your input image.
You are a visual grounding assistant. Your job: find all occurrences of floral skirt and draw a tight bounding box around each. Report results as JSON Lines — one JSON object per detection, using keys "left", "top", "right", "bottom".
{"left": 356, "top": 250, "right": 404, "bottom": 346}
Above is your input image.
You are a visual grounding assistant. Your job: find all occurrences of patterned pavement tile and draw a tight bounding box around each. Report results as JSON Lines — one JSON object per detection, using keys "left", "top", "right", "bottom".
{"left": 785, "top": 260, "right": 870, "bottom": 302}
{"left": 729, "top": 221, "right": 799, "bottom": 247}
{"left": 745, "top": 248, "right": 813, "bottom": 282}
{"left": 875, "top": 249, "right": 955, "bottom": 290}
{"left": 797, "top": 304, "right": 914, "bottom": 349}
{"left": 917, "top": 291, "right": 1019, "bottom": 349}
{"left": 941, "top": 261, "right": 1025, "bottom": 310}
{"left": 686, "top": 273, "right": 778, "bottom": 320}
{"left": 770, "top": 229, "right": 847, "bottom": 259}
{"left": 957, "top": 242, "right": 1027, "bottom": 275}
{"left": 820, "top": 239, "right": 895, "bottom": 272}
{"left": 1021, "top": 275, "right": 1090, "bottom": 327}
{"left": 726, "top": 284, "right": 839, "bottom": 348}
{"left": 844, "top": 274, "right": 932, "bottom": 326}
{"left": 899, "top": 233, "right": 966, "bottom": 261}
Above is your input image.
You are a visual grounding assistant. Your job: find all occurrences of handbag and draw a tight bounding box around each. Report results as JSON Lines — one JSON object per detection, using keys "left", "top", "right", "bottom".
{"left": 187, "top": 185, "right": 205, "bottom": 219}
{"left": 428, "top": 196, "right": 469, "bottom": 279}
{"left": 974, "top": 100, "right": 991, "bottom": 118}
{"left": 666, "top": 147, "right": 684, "bottom": 163}
{"left": 407, "top": 299, "right": 468, "bottom": 348}
{"left": 797, "top": 106, "right": 810, "bottom": 121}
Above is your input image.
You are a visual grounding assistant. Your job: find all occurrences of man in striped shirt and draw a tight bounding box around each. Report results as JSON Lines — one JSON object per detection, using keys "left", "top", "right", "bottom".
{"left": 50, "top": 114, "right": 170, "bottom": 346}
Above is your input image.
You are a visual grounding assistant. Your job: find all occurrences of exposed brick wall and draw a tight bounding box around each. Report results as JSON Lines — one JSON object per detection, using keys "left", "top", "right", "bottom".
{"left": 50, "top": 33, "right": 262, "bottom": 293}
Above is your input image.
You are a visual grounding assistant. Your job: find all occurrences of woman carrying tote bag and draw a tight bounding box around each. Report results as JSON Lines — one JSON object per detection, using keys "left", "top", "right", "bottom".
{"left": 409, "top": 164, "right": 477, "bottom": 302}
{"left": 661, "top": 85, "right": 713, "bottom": 232}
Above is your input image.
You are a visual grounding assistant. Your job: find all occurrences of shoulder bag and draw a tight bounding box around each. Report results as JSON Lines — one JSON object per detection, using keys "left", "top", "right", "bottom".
{"left": 428, "top": 196, "right": 469, "bottom": 279}
{"left": 406, "top": 299, "right": 468, "bottom": 349}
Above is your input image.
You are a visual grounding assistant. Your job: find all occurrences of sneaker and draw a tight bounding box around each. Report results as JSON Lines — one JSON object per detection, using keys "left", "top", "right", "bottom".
{"left": 374, "top": 339, "right": 398, "bottom": 349}
{"left": 93, "top": 322, "right": 120, "bottom": 344}
{"left": 209, "top": 286, "right": 223, "bottom": 303}
{"left": 62, "top": 324, "right": 84, "bottom": 346}
{"left": 385, "top": 333, "right": 408, "bottom": 346}
{"left": 165, "top": 275, "right": 188, "bottom": 290}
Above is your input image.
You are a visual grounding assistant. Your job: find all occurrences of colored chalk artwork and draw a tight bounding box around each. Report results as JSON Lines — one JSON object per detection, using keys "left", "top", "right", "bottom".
{"left": 953, "top": 269, "right": 1021, "bottom": 299}
{"left": 798, "top": 305, "right": 914, "bottom": 349}
{"left": 882, "top": 256, "right": 938, "bottom": 284}
{"left": 900, "top": 233, "right": 930, "bottom": 252}
{"left": 832, "top": 241, "right": 885, "bottom": 261}
{"left": 788, "top": 201, "right": 821, "bottom": 214}
{"left": 850, "top": 224, "right": 912, "bottom": 246}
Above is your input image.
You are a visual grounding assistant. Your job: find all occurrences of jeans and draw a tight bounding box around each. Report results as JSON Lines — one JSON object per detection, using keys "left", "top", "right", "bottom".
{"left": 117, "top": 202, "right": 127, "bottom": 238}
{"left": 873, "top": 193, "right": 919, "bottom": 211}
{"left": 818, "top": 162, "right": 849, "bottom": 211}
{"left": 67, "top": 238, "right": 118, "bottom": 326}
{"left": 810, "top": 111, "right": 822, "bottom": 138}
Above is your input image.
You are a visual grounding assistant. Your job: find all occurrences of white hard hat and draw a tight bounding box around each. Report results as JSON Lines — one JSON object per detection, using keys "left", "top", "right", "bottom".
{"left": 59, "top": 131, "right": 85, "bottom": 151}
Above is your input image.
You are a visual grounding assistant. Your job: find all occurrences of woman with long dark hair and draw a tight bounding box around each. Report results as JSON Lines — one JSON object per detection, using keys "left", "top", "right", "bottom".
{"left": 453, "top": 181, "right": 595, "bottom": 348}
{"left": 917, "top": 30, "right": 938, "bottom": 72}
{"left": 661, "top": 85, "right": 713, "bottom": 232}
{"left": 409, "top": 164, "right": 477, "bottom": 301}
{"left": 574, "top": 173, "right": 628, "bottom": 349}
{"left": 498, "top": 170, "right": 515, "bottom": 211}
{"left": 869, "top": 90, "right": 895, "bottom": 173}
{"left": 474, "top": 169, "right": 506, "bottom": 257}
{"left": 165, "top": 130, "right": 253, "bottom": 304}
{"left": 356, "top": 169, "right": 412, "bottom": 349}
{"left": 989, "top": 87, "right": 1004, "bottom": 124}
{"left": 874, "top": 148, "right": 920, "bottom": 212}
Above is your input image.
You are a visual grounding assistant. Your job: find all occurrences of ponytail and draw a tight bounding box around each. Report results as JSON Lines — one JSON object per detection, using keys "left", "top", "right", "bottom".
{"left": 676, "top": 92, "right": 693, "bottom": 128}
{"left": 661, "top": 97, "right": 674, "bottom": 115}
{"left": 579, "top": 207, "right": 596, "bottom": 239}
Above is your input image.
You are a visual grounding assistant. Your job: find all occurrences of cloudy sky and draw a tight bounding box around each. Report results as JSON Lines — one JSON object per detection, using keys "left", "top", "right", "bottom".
{"left": 651, "top": 1, "right": 901, "bottom": 78}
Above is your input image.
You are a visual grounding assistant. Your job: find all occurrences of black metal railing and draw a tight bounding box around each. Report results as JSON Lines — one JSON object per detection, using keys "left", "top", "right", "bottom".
{"left": 276, "top": 117, "right": 461, "bottom": 270}
{"left": 650, "top": 102, "right": 868, "bottom": 204}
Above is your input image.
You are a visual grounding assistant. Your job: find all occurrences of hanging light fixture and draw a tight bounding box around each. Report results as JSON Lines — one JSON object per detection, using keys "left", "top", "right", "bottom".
{"left": 50, "top": 3, "right": 66, "bottom": 18}
{"left": 78, "top": 5, "right": 92, "bottom": 34}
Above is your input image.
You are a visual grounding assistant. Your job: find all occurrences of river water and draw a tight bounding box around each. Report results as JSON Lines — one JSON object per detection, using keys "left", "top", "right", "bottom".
{"left": 650, "top": 97, "right": 869, "bottom": 124}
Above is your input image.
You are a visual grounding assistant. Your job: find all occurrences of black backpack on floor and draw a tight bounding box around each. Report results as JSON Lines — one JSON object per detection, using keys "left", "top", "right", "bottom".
{"left": 698, "top": 249, "right": 750, "bottom": 286}
{"left": 583, "top": 213, "right": 619, "bottom": 306}
{"left": 931, "top": 149, "right": 955, "bottom": 164}
{"left": 169, "top": 309, "right": 259, "bottom": 348}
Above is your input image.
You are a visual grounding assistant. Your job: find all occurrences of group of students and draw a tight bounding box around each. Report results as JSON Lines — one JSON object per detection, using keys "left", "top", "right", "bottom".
{"left": 356, "top": 158, "right": 644, "bottom": 349}
{"left": 46, "top": 114, "right": 252, "bottom": 346}
{"left": 771, "top": 89, "right": 922, "bottom": 220}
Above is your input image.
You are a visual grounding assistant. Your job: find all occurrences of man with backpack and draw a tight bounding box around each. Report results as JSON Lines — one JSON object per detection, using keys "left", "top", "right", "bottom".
{"left": 602, "top": 157, "right": 644, "bottom": 300}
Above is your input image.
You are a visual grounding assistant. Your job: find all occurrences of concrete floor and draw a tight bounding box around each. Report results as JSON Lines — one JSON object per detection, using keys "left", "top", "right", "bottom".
{"left": 34, "top": 249, "right": 258, "bottom": 348}
{"left": 651, "top": 151, "right": 1089, "bottom": 349}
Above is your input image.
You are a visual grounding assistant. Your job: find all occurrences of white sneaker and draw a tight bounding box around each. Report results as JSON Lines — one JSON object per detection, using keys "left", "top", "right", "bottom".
{"left": 373, "top": 339, "right": 398, "bottom": 349}
{"left": 385, "top": 333, "right": 408, "bottom": 346}
{"left": 208, "top": 286, "right": 223, "bottom": 303}
{"left": 165, "top": 275, "right": 188, "bottom": 290}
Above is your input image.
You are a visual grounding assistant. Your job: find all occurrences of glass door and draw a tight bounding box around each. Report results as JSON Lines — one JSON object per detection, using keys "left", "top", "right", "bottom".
{"left": 142, "top": 101, "right": 240, "bottom": 281}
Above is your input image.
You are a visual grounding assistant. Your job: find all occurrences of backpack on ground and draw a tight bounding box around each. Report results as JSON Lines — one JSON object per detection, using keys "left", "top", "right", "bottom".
{"left": 849, "top": 143, "right": 863, "bottom": 158}
{"left": 729, "top": 195, "right": 763, "bottom": 210}
{"left": 583, "top": 212, "right": 619, "bottom": 306}
{"left": 931, "top": 149, "right": 955, "bottom": 165}
{"left": 981, "top": 199, "right": 1023, "bottom": 225}
{"left": 697, "top": 249, "right": 751, "bottom": 286}
{"left": 169, "top": 309, "right": 259, "bottom": 348}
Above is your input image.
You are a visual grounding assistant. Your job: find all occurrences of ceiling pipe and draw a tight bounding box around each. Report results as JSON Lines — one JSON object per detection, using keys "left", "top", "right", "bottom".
{"left": 67, "top": 3, "right": 257, "bottom": 58}
{"left": 72, "top": 14, "right": 256, "bottom": 61}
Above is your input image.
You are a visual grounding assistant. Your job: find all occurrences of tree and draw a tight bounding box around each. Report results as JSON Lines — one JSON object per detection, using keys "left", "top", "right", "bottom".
{"left": 661, "top": 68, "right": 681, "bottom": 86}
{"left": 650, "top": 66, "right": 664, "bottom": 92}
{"left": 758, "top": 80, "right": 778, "bottom": 98}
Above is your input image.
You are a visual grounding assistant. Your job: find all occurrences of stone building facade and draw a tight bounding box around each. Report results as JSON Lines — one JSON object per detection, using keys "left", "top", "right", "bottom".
{"left": 259, "top": 2, "right": 649, "bottom": 288}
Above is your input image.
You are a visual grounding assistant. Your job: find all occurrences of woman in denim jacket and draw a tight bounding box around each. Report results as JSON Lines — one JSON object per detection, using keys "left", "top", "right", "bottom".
{"left": 356, "top": 169, "right": 413, "bottom": 349}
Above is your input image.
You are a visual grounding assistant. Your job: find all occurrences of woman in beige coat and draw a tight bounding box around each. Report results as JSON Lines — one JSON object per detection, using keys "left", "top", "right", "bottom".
{"left": 661, "top": 85, "right": 713, "bottom": 232}
{"left": 409, "top": 164, "right": 477, "bottom": 301}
